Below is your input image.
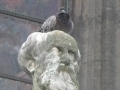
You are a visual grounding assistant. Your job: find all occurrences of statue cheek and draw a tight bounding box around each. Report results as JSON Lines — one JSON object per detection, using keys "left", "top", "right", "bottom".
{"left": 26, "top": 60, "right": 35, "bottom": 74}
{"left": 74, "top": 62, "right": 79, "bottom": 73}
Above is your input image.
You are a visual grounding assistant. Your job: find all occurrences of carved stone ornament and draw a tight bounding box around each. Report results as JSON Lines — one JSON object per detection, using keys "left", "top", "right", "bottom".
{"left": 18, "top": 30, "right": 81, "bottom": 90}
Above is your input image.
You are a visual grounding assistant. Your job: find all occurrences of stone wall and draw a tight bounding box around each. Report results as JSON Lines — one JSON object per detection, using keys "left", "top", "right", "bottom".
{"left": 70, "top": 0, "right": 120, "bottom": 90}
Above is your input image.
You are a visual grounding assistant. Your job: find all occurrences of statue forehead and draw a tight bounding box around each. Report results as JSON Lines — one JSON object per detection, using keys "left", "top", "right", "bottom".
{"left": 46, "top": 31, "right": 78, "bottom": 50}
{"left": 33, "top": 31, "right": 79, "bottom": 54}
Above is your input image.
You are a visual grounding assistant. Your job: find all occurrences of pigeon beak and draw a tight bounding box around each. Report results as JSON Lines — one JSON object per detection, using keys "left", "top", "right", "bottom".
{"left": 61, "top": 10, "right": 66, "bottom": 13}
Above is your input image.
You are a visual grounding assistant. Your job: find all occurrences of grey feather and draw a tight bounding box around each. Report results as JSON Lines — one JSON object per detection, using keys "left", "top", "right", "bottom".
{"left": 39, "top": 7, "right": 74, "bottom": 34}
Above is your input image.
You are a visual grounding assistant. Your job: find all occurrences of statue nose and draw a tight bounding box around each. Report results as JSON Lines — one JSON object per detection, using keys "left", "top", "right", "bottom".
{"left": 60, "top": 54, "right": 71, "bottom": 66}
{"left": 60, "top": 50, "right": 71, "bottom": 66}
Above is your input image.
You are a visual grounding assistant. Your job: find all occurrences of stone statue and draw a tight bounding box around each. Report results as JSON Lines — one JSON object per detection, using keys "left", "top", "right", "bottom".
{"left": 18, "top": 30, "right": 81, "bottom": 90}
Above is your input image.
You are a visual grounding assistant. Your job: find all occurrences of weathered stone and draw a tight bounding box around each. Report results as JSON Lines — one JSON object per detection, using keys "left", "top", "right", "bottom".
{"left": 18, "top": 30, "right": 81, "bottom": 90}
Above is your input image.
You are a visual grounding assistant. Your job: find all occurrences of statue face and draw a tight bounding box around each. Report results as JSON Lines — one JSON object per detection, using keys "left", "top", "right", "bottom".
{"left": 34, "top": 32, "right": 80, "bottom": 90}
{"left": 44, "top": 41, "right": 79, "bottom": 74}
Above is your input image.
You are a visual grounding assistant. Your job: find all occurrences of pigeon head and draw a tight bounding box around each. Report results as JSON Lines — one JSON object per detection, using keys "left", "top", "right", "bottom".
{"left": 57, "top": 7, "right": 70, "bottom": 23}
{"left": 58, "top": 7, "right": 66, "bottom": 13}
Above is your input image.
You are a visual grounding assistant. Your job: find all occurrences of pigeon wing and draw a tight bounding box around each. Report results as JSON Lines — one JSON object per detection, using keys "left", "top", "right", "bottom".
{"left": 40, "top": 15, "right": 56, "bottom": 32}
{"left": 69, "top": 20, "right": 74, "bottom": 34}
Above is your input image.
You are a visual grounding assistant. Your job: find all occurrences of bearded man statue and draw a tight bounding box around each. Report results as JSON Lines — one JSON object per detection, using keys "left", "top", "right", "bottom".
{"left": 18, "top": 30, "right": 81, "bottom": 90}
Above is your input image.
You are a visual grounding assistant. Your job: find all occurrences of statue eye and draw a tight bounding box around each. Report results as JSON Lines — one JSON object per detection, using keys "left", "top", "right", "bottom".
{"left": 57, "top": 47, "right": 62, "bottom": 52}
{"left": 68, "top": 50, "right": 75, "bottom": 58}
{"left": 68, "top": 50, "right": 74, "bottom": 54}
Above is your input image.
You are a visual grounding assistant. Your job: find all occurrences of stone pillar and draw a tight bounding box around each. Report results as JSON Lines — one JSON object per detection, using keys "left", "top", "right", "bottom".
{"left": 115, "top": 0, "right": 120, "bottom": 89}
{"left": 101, "top": 0, "right": 115, "bottom": 90}
{"left": 72, "top": 0, "right": 116, "bottom": 90}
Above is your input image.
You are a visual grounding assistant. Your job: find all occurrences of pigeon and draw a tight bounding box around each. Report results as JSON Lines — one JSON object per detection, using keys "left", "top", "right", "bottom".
{"left": 39, "top": 7, "right": 74, "bottom": 34}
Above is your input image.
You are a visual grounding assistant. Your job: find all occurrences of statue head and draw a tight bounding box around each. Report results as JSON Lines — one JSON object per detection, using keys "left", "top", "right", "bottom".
{"left": 18, "top": 30, "right": 81, "bottom": 90}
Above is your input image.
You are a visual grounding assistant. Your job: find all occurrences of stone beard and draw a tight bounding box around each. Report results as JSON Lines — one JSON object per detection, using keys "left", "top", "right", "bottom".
{"left": 18, "top": 30, "right": 81, "bottom": 90}
{"left": 36, "top": 47, "right": 79, "bottom": 90}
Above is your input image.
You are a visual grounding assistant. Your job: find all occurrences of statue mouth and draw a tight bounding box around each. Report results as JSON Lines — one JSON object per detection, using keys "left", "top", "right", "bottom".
{"left": 56, "top": 60, "right": 76, "bottom": 75}
{"left": 57, "top": 61, "right": 73, "bottom": 72}
{"left": 60, "top": 60, "right": 70, "bottom": 66}
{"left": 57, "top": 63, "right": 68, "bottom": 71}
